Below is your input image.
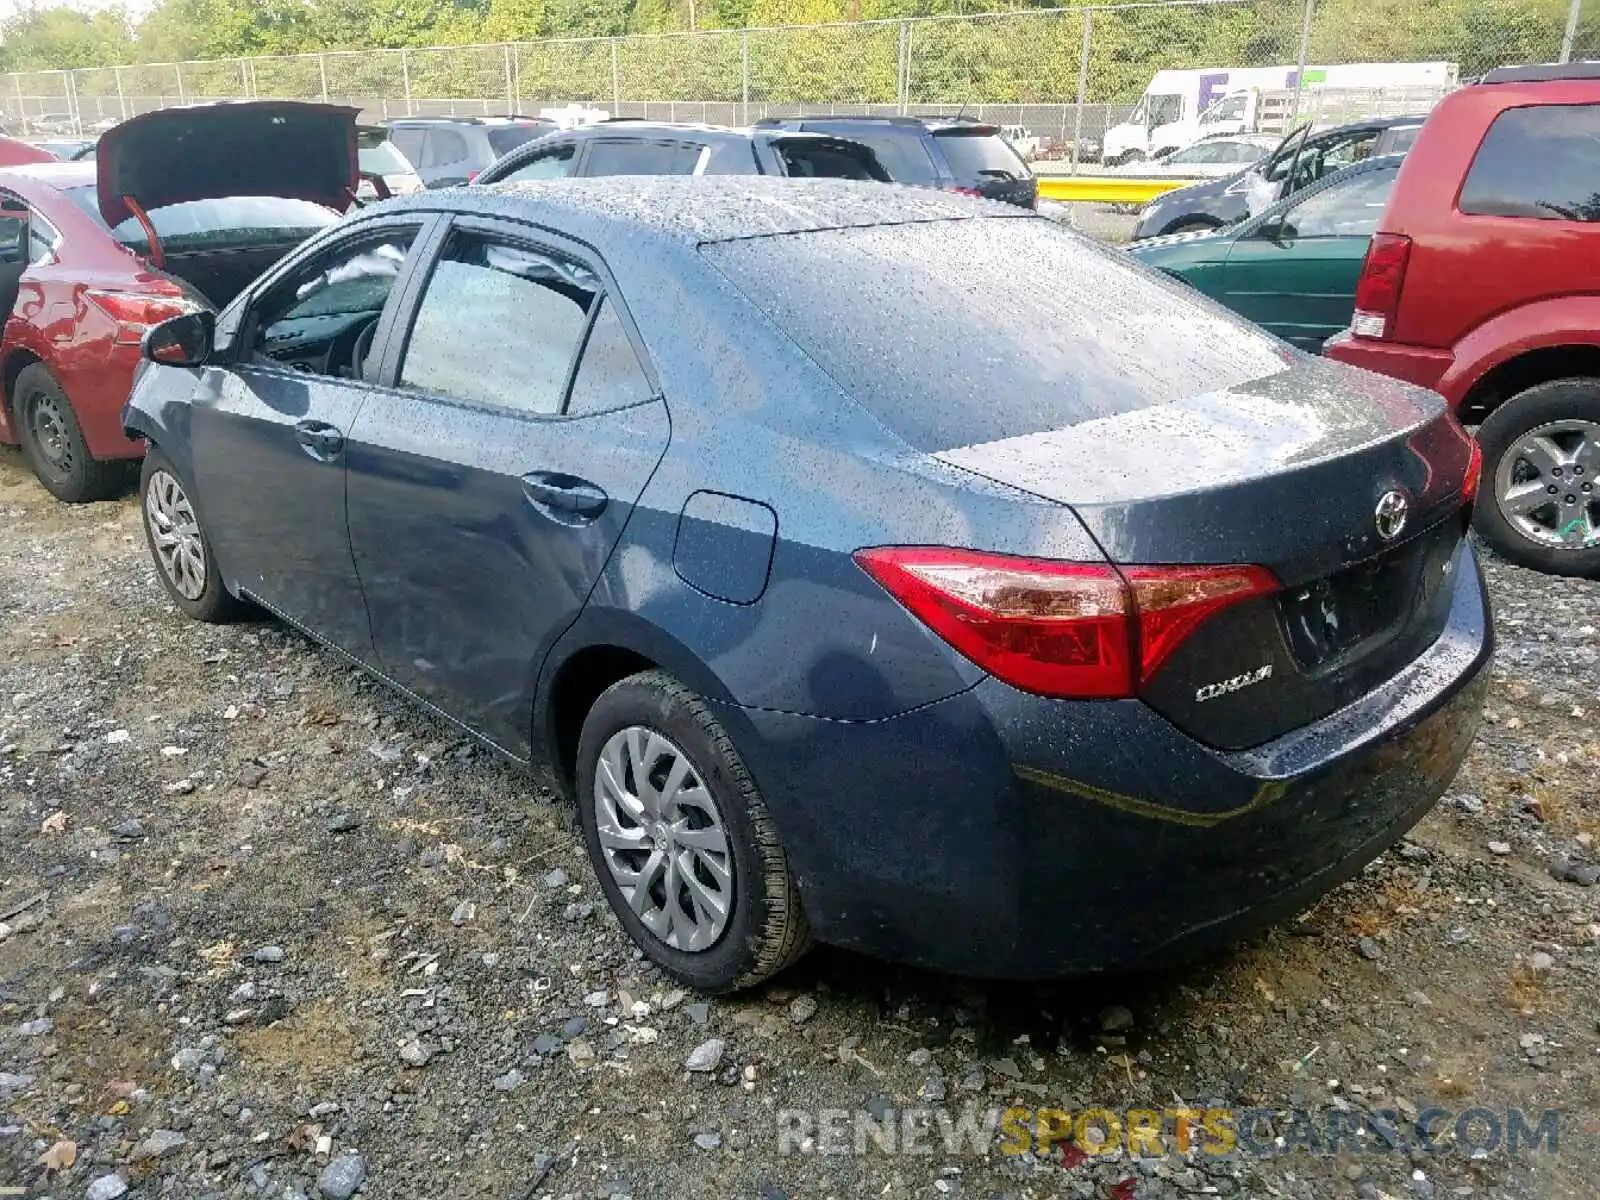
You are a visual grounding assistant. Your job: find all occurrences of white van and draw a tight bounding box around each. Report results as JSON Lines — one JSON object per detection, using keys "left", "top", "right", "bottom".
{"left": 1102, "top": 62, "right": 1457, "bottom": 165}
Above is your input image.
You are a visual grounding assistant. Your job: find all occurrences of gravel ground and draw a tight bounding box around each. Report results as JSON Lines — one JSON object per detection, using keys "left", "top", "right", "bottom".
{"left": 1, "top": 446, "right": 1597, "bottom": 1200}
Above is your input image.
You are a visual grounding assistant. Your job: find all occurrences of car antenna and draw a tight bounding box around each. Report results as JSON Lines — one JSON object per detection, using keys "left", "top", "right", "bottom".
{"left": 954, "top": 101, "right": 969, "bottom": 123}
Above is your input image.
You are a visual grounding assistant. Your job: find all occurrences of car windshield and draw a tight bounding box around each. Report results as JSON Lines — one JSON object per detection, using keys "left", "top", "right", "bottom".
{"left": 704, "top": 218, "right": 1287, "bottom": 453}
{"left": 488, "top": 125, "right": 549, "bottom": 156}
{"left": 65, "top": 187, "right": 339, "bottom": 251}
{"left": 359, "top": 141, "right": 414, "bottom": 175}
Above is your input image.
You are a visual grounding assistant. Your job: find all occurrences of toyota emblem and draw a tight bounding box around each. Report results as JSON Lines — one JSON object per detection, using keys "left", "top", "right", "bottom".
{"left": 1374, "top": 489, "right": 1409, "bottom": 541}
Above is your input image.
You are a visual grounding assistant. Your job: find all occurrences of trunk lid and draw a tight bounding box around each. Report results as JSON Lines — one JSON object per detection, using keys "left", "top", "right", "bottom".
{"left": 936, "top": 356, "right": 1478, "bottom": 749}
{"left": 97, "top": 101, "right": 359, "bottom": 229}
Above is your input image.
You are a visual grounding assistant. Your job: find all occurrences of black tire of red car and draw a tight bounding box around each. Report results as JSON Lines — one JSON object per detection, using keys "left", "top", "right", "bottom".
{"left": 12, "top": 363, "right": 126, "bottom": 503}
{"left": 575, "top": 670, "right": 811, "bottom": 993}
{"left": 138, "top": 445, "right": 246, "bottom": 624}
{"left": 1473, "top": 377, "right": 1600, "bottom": 578}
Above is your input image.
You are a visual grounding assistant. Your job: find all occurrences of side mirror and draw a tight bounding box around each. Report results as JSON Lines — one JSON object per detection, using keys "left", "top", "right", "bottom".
{"left": 142, "top": 309, "right": 214, "bottom": 368}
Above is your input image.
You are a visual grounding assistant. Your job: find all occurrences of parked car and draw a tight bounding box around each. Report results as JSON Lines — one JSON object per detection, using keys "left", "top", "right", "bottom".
{"left": 1131, "top": 115, "right": 1423, "bottom": 238}
{"left": 1125, "top": 133, "right": 1281, "bottom": 177}
{"left": 1328, "top": 63, "right": 1600, "bottom": 577}
{"left": 477, "top": 120, "right": 889, "bottom": 186}
{"left": 124, "top": 176, "right": 1488, "bottom": 991}
{"left": 0, "top": 136, "right": 57, "bottom": 169}
{"left": 357, "top": 126, "right": 424, "bottom": 199}
{"left": 0, "top": 101, "right": 358, "bottom": 502}
{"left": 753, "top": 115, "right": 1037, "bottom": 208}
{"left": 29, "top": 137, "right": 97, "bottom": 162}
{"left": 379, "top": 116, "right": 558, "bottom": 188}
{"left": 1128, "top": 154, "right": 1401, "bottom": 352}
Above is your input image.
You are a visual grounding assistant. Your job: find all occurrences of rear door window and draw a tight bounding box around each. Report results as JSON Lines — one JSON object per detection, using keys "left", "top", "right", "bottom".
{"left": 498, "top": 143, "right": 577, "bottom": 182}
{"left": 582, "top": 138, "right": 702, "bottom": 176}
{"left": 399, "top": 232, "right": 598, "bottom": 416}
{"left": 802, "top": 125, "right": 938, "bottom": 184}
{"left": 426, "top": 129, "right": 470, "bottom": 168}
{"left": 487, "top": 124, "right": 550, "bottom": 157}
{"left": 776, "top": 142, "right": 882, "bottom": 180}
{"left": 933, "top": 131, "right": 1029, "bottom": 182}
{"left": 1459, "top": 104, "right": 1600, "bottom": 221}
{"left": 0, "top": 203, "right": 26, "bottom": 264}
{"left": 388, "top": 128, "right": 425, "bottom": 164}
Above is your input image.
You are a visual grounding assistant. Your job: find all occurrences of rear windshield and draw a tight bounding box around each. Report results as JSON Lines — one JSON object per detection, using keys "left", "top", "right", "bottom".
{"left": 934, "top": 130, "right": 1030, "bottom": 181}
{"left": 488, "top": 125, "right": 551, "bottom": 156}
{"left": 359, "top": 141, "right": 414, "bottom": 176}
{"left": 66, "top": 188, "right": 338, "bottom": 252}
{"left": 702, "top": 218, "right": 1288, "bottom": 453}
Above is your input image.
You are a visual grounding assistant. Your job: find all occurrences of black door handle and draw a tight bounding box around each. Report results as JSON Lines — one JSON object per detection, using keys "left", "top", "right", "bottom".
{"left": 521, "top": 472, "right": 608, "bottom": 520}
{"left": 294, "top": 420, "right": 344, "bottom": 460}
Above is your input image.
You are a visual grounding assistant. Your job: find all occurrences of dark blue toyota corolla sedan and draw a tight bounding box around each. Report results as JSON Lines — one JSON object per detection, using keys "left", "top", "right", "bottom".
{"left": 123, "top": 176, "right": 1492, "bottom": 992}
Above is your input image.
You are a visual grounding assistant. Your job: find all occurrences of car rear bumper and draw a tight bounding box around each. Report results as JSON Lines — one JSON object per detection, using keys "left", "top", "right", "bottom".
{"left": 1324, "top": 332, "right": 1457, "bottom": 402}
{"left": 732, "top": 539, "right": 1492, "bottom": 978}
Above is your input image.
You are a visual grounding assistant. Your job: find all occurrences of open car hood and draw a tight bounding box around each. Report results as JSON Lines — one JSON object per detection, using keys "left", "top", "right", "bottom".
{"left": 97, "top": 101, "right": 359, "bottom": 228}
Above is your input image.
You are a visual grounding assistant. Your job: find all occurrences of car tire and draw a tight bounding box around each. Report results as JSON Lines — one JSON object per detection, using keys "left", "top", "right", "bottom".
{"left": 12, "top": 363, "right": 126, "bottom": 503}
{"left": 575, "top": 670, "right": 811, "bottom": 993}
{"left": 138, "top": 445, "right": 245, "bottom": 623}
{"left": 1473, "top": 377, "right": 1600, "bottom": 578}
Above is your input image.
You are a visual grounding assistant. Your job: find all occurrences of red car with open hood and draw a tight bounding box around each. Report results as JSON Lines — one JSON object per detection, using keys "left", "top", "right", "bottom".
{"left": 0, "top": 101, "right": 360, "bottom": 501}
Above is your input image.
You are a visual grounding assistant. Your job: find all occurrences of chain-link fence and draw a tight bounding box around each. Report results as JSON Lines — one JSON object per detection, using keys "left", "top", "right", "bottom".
{"left": 0, "top": 0, "right": 1590, "bottom": 158}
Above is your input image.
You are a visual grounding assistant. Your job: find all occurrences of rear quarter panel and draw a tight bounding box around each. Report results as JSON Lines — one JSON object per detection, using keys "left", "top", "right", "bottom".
{"left": 551, "top": 234, "right": 1107, "bottom": 723}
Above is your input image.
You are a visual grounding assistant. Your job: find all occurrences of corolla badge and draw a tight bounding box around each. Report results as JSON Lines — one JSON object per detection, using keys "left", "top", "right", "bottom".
{"left": 1374, "top": 489, "right": 1410, "bottom": 541}
{"left": 1195, "top": 664, "right": 1273, "bottom": 703}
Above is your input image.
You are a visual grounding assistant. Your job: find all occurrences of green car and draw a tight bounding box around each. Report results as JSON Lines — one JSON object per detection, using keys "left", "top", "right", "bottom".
{"left": 1126, "top": 154, "right": 1402, "bottom": 353}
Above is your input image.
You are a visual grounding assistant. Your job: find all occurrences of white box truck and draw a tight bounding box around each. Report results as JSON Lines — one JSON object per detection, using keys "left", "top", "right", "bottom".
{"left": 1101, "top": 61, "right": 1458, "bottom": 165}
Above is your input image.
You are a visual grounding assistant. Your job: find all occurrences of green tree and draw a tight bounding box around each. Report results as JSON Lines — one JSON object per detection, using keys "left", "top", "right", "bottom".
{"left": 0, "top": 5, "right": 134, "bottom": 70}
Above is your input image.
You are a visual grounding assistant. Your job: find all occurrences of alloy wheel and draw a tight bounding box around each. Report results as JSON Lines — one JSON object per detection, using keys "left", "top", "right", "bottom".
{"left": 144, "top": 469, "right": 207, "bottom": 600}
{"left": 1493, "top": 419, "right": 1600, "bottom": 551}
{"left": 592, "top": 726, "right": 734, "bottom": 952}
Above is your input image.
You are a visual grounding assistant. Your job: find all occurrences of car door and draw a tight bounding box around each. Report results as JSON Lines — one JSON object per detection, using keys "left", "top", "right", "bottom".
{"left": 189, "top": 216, "right": 439, "bottom": 657}
{"left": 343, "top": 216, "right": 670, "bottom": 756}
{"left": 1217, "top": 163, "right": 1399, "bottom": 352}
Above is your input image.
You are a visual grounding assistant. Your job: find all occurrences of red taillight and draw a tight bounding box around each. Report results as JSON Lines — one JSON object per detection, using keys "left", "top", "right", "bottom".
{"left": 947, "top": 185, "right": 983, "bottom": 197}
{"left": 84, "top": 287, "right": 196, "bottom": 346}
{"left": 466, "top": 170, "right": 480, "bottom": 183}
{"left": 1461, "top": 437, "right": 1483, "bottom": 506}
{"left": 854, "top": 547, "right": 1278, "bottom": 699}
{"left": 1350, "top": 233, "right": 1412, "bottom": 340}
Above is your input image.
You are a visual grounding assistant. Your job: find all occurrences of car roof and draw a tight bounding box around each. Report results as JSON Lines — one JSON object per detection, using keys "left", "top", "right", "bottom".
{"left": 1479, "top": 61, "right": 1600, "bottom": 85}
{"left": 547, "top": 121, "right": 870, "bottom": 145}
{"left": 573, "top": 121, "right": 750, "bottom": 140}
{"left": 382, "top": 115, "right": 554, "bottom": 128}
{"left": 0, "top": 160, "right": 96, "bottom": 186}
{"left": 376, "top": 175, "right": 1024, "bottom": 248}
{"left": 756, "top": 114, "right": 1001, "bottom": 134}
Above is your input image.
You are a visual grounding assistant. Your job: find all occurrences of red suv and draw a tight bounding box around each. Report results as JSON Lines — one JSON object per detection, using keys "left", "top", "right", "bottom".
{"left": 1327, "top": 63, "right": 1600, "bottom": 576}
